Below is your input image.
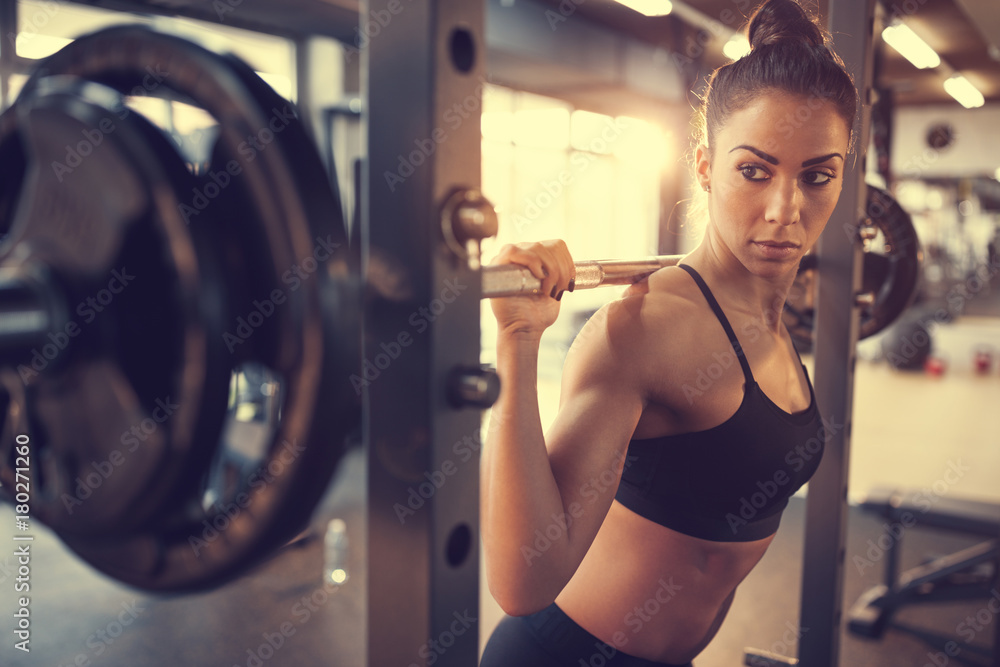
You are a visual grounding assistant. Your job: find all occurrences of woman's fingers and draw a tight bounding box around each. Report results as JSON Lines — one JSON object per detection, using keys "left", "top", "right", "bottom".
{"left": 548, "top": 240, "right": 576, "bottom": 300}
{"left": 494, "top": 241, "right": 575, "bottom": 300}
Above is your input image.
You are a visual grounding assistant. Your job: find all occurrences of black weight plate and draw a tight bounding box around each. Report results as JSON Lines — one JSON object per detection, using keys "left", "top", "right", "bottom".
{"left": 0, "top": 77, "right": 216, "bottom": 538}
{"left": 858, "top": 185, "right": 922, "bottom": 339}
{"left": 0, "top": 26, "right": 359, "bottom": 591}
{"left": 782, "top": 185, "right": 922, "bottom": 349}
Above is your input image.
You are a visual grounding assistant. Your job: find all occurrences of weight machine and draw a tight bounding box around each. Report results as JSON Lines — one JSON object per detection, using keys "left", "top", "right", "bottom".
{"left": 0, "top": 0, "right": 974, "bottom": 666}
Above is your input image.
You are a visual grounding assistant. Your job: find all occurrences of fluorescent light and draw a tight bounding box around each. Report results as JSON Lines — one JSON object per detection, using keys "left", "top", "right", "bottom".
{"left": 882, "top": 22, "right": 940, "bottom": 69}
{"left": 613, "top": 0, "right": 673, "bottom": 17}
{"left": 943, "top": 73, "right": 985, "bottom": 108}
{"left": 723, "top": 34, "right": 751, "bottom": 60}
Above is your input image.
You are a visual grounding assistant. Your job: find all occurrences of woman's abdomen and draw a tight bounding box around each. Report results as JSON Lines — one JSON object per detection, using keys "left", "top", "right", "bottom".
{"left": 554, "top": 500, "right": 774, "bottom": 664}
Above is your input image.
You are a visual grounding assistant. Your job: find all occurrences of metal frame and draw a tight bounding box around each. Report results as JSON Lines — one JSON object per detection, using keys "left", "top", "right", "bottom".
{"left": 746, "top": 1, "right": 876, "bottom": 663}
{"left": 0, "top": 0, "right": 912, "bottom": 664}
{"left": 363, "top": 1, "right": 485, "bottom": 666}
{"left": 0, "top": 0, "right": 15, "bottom": 110}
{"left": 798, "top": 0, "right": 876, "bottom": 664}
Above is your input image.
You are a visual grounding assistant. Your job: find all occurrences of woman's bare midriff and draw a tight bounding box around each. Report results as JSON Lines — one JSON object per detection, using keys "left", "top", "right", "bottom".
{"left": 555, "top": 499, "right": 774, "bottom": 665}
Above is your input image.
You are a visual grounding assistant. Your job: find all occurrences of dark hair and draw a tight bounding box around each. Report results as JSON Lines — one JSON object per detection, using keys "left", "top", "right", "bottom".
{"left": 699, "top": 0, "right": 858, "bottom": 154}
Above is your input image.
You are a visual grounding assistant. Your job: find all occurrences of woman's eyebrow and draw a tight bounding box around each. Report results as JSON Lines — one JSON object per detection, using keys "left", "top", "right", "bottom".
{"left": 801, "top": 152, "right": 844, "bottom": 167}
{"left": 728, "top": 146, "right": 844, "bottom": 168}
{"left": 729, "top": 144, "right": 778, "bottom": 164}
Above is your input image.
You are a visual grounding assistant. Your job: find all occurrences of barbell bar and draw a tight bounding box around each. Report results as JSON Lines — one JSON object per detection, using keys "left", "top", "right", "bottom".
{"left": 481, "top": 254, "right": 878, "bottom": 305}
{"left": 481, "top": 255, "right": 683, "bottom": 298}
{"left": 480, "top": 184, "right": 920, "bottom": 345}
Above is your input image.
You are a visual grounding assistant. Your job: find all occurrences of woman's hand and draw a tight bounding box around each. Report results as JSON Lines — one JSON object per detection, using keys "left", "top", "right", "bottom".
{"left": 488, "top": 240, "right": 576, "bottom": 339}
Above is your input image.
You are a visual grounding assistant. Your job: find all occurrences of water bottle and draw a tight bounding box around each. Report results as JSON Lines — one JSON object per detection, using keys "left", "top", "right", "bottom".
{"left": 323, "top": 518, "right": 349, "bottom": 586}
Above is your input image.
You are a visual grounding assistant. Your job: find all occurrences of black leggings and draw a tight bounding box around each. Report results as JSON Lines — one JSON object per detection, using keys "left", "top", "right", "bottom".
{"left": 480, "top": 603, "right": 694, "bottom": 667}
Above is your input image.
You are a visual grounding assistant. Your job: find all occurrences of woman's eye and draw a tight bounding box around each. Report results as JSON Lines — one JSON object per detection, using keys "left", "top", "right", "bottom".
{"left": 739, "top": 165, "right": 767, "bottom": 181}
{"left": 803, "top": 171, "right": 834, "bottom": 185}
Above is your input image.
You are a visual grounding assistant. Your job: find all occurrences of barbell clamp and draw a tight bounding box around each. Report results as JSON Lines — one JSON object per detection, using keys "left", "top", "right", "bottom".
{"left": 858, "top": 216, "right": 878, "bottom": 251}
{"left": 854, "top": 291, "right": 877, "bottom": 308}
{"left": 440, "top": 188, "right": 499, "bottom": 270}
{"left": 446, "top": 365, "right": 500, "bottom": 409}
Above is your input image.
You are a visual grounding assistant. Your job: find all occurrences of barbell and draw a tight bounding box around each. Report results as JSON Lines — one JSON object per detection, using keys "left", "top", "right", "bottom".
{"left": 0, "top": 27, "right": 920, "bottom": 592}
{"left": 481, "top": 183, "right": 921, "bottom": 347}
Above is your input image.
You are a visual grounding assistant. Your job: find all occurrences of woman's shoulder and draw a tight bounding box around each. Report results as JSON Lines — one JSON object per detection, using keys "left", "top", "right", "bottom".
{"left": 572, "top": 266, "right": 721, "bottom": 372}
{"left": 618, "top": 265, "right": 715, "bottom": 332}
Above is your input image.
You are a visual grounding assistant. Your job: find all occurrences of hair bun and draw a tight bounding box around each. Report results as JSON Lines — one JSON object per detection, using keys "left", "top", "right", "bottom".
{"left": 747, "top": 0, "right": 825, "bottom": 50}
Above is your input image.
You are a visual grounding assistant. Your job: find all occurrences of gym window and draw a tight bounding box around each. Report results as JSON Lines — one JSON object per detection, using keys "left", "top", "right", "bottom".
{"left": 479, "top": 84, "right": 670, "bottom": 368}
{"left": 6, "top": 1, "right": 295, "bottom": 109}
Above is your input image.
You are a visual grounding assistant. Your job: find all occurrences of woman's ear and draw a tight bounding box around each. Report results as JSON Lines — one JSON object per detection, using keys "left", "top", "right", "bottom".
{"left": 695, "top": 144, "right": 711, "bottom": 191}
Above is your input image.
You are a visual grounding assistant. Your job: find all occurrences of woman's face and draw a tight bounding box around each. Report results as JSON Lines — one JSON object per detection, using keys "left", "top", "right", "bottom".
{"left": 696, "top": 91, "right": 852, "bottom": 278}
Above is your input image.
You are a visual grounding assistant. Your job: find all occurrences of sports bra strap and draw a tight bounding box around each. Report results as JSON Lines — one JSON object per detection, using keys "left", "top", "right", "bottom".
{"left": 677, "top": 264, "right": 754, "bottom": 383}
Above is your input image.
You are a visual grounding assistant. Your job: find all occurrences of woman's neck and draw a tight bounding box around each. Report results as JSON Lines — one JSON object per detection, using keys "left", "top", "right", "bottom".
{"left": 682, "top": 236, "right": 799, "bottom": 333}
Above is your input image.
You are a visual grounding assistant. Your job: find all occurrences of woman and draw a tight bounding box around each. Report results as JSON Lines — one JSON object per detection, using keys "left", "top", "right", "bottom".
{"left": 479, "top": 0, "right": 858, "bottom": 665}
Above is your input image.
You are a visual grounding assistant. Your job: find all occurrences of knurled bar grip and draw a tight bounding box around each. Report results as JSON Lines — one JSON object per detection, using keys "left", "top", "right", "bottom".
{"left": 481, "top": 255, "right": 683, "bottom": 298}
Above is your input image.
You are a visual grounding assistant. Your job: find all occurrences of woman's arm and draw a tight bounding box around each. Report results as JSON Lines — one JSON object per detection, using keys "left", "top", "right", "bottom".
{"left": 482, "top": 250, "right": 649, "bottom": 616}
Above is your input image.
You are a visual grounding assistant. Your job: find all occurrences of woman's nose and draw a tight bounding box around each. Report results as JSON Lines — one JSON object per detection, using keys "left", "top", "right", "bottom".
{"left": 765, "top": 179, "right": 802, "bottom": 226}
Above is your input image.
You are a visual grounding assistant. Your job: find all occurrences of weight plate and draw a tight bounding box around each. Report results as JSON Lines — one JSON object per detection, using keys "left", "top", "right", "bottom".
{"left": 783, "top": 185, "right": 922, "bottom": 351}
{"left": 858, "top": 186, "right": 921, "bottom": 339}
{"left": 0, "top": 26, "right": 359, "bottom": 591}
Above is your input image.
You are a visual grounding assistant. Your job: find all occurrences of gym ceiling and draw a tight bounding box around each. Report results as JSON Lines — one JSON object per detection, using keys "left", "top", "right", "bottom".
{"left": 65, "top": 0, "right": 1000, "bottom": 109}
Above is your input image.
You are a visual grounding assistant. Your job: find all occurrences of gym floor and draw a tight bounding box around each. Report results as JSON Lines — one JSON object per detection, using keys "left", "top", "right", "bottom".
{"left": 0, "top": 314, "right": 996, "bottom": 667}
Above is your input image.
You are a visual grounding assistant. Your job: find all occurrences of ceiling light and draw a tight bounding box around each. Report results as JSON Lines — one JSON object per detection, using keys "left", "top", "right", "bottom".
{"left": 723, "top": 34, "right": 751, "bottom": 60}
{"left": 943, "top": 73, "right": 985, "bottom": 108}
{"left": 613, "top": 0, "right": 673, "bottom": 17}
{"left": 881, "top": 22, "right": 940, "bottom": 69}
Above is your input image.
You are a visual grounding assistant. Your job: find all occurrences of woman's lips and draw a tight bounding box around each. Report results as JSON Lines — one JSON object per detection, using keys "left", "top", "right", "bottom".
{"left": 753, "top": 241, "right": 799, "bottom": 259}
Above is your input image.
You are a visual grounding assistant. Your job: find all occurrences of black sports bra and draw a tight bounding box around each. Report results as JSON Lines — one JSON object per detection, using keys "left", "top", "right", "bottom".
{"left": 614, "top": 264, "right": 825, "bottom": 542}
